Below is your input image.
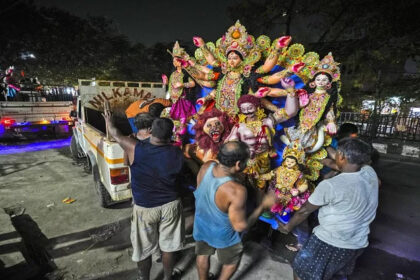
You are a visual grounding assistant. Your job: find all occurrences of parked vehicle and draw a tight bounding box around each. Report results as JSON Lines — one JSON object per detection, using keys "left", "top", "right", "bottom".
{"left": 71, "top": 79, "right": 166, "bottom": 207}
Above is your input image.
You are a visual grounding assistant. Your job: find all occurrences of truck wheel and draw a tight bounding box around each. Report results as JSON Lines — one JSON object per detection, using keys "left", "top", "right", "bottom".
{"left": 95, "top": 178, "right": 113, "bottom": 208}
{"left": 70, "top": 136, "right": 79, "bottom": 160}
{"left": 84, "top": 157, "right": 92, "bottom": 174}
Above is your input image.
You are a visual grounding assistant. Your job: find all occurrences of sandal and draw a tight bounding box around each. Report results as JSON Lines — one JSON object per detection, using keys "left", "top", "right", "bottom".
{"left": 285, "top": 243, "right": 302, "bottom": 252}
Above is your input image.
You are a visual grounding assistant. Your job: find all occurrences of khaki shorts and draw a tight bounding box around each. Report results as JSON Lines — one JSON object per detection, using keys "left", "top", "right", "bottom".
{"left": 195, "top": 241, "right": 243, "bottom": 265}
{"left": 131, "top": 199, "right": 184, "bottom": 262}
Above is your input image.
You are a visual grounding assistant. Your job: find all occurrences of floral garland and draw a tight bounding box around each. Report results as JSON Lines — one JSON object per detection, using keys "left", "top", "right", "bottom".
{"left": 215, "top": 74, "right": 243, "bottom": 116}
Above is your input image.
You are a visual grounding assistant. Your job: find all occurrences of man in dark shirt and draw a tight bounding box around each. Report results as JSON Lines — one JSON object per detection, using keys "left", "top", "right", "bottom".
{"left": 103, "top": 104, "right": 184, "bottom": 280}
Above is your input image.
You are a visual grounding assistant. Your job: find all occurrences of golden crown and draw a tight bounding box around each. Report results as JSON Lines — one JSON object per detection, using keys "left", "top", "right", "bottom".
{"left": 172, "top": 41, "right": 188, "bottom": 58}
{"left": 283, "top": 143, "right": 305, "bottom": 164}
{"left": 311, "top": 52, "right": 341, "bottom": 82}
{"left": 212, "top": 21, "right": 261, "bottom": 76}
{"left": 218, "top": 20, "right": 255, "bottom": 58}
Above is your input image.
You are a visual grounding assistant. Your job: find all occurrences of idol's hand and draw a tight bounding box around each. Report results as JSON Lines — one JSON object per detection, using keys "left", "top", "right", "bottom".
{"left": 290, "top": 62, "right": 305, "bottom": 73}
{"left": 276, "top": 36, "right": 292, "bottom": 49}
{"left": 255, "top": 87, "right": 270, "bottom": 98}
{"left": 196, "top": 97, "right": 205, "bottom": 105}
{"left": 290, "top": 188, "right": 299, "bottom": 196}
{"left": 297, "top": 89, "right": 309, "bottom": 107}
{"left": 161, "top": 74, "right": 168, "bottom": 85}
{"left": 187, "top": 59, "right": 195, "bottom": 67}
{"left": 193, "top": 36, "right": 205, "bottom": 47}
{"left": 280, "top": 77, "right": 295, "bottom": 89}
{"left": 326, "top": 122, "right": 337, "bottom": 135}
{"left": 173, "top": 82, "right": 183, "bottom": 89}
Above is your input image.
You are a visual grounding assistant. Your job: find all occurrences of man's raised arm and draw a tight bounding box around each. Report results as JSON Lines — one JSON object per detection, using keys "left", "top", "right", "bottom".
{"left": 103, "top": 101, "right": 137, "bottom": 165}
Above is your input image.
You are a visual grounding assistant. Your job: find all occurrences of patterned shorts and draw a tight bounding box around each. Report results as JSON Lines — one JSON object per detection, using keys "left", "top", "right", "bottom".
{"left": 292, "top": 234, "right": 364, "bottom": 280}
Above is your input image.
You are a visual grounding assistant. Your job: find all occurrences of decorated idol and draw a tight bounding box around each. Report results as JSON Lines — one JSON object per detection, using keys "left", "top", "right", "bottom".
{"left": 259, "top": 144, "right": 310, "bottom": 214}
{"left": 183, "top": 21, "right": 299, "bottom": 119}
{"left": 282, "top": 52, "right": 342, "bottom": 181}
{"left": 162, "top": 41, "right": 197, "bottom": 145}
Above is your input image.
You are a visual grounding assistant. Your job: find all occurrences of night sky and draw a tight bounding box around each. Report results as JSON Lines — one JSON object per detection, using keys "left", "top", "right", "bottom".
{"left": 37, "top": 0, "right": 233, "bottom": 46}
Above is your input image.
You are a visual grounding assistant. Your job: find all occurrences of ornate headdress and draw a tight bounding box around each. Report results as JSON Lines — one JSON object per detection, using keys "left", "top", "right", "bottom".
{"left": 311, "top": 52, "right": 340, "bottom": 82}
{"left": 219, "top": 20, "right": 254, "bottom": 58}
{"left": 172, "top": 41, "right": 188, "bottom": 58}
{"left": 214, "top": 20, "right": 262, "bottom": 75}
{"left": 283, "top": 143, "right": 305, "bottom": 164}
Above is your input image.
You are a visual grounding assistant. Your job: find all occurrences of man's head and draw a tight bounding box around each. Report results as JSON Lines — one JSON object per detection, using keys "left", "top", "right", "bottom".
{"left": 338, "top": 123, "right": 358, "bottom": 140}
{"left": 217, "top": 141, "right": 250, "bottom": 173}
{"left": 149, "top": 103, "right": 165, "bottom": 118}
{"left": 134, "top": 113, "right": 155, "bottom": 131}
{"left": 134, "top": 113, "right": 155, "bottom": 140}
{"left": 151, "top": 118, "right": 174, "bottom": 142}
{"left": 336, "top": 137, "right": 372, "bottom": 169}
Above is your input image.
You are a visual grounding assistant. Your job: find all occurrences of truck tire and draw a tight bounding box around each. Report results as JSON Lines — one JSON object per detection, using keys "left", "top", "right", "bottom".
{"left": 70, "top": 136, "right": 79, "bottom": 160}
{"left": 95, "top": 178, "right": 113, "bottom": 208}
{"left": 84, "top": 156, "right": 92, "bottom": 174}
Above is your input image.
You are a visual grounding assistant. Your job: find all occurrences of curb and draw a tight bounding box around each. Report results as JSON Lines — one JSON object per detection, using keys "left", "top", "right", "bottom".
{"left": 372, "top": 142, "right": 420, "bottom": 163}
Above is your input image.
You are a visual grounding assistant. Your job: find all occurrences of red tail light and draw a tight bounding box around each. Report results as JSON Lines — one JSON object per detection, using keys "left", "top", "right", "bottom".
{"left": 110, "top": 167, "right": 129, "bottom": 184}
{"left": 0, "top": 118, "right": 16, "bottom": 126}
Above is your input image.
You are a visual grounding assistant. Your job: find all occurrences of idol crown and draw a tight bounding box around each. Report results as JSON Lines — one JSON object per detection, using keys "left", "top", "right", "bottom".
{"left": 219, "top": 20, "right": 255, "bottom": 58}
{"left": 283, "top": 143, "right": 305, "bottom": 164}
{"left": 311, "top": 52, "right": 341, "bottom": 82}
{"left": 172, "top": 41, "right": 188, "bottom": 58}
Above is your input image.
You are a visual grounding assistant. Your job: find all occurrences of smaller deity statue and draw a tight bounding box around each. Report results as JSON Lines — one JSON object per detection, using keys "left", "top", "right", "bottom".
{"left": 163, "top": 41, "right": 197, "bottom": 145}
{"left": 258, "top": 145, "right": 310, "bottom": 216}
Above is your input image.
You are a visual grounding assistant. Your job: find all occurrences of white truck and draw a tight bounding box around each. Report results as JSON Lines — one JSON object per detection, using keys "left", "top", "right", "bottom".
{"left": 0, "top": 91, "right": 74, "bottom": 138}
{"left": 70, "top": 79, "right": 166, "bottom": 207}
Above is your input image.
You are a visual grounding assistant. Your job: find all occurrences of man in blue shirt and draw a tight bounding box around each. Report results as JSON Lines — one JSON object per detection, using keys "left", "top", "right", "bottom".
{"left": 104, "top": 103, "right": 184, "bottom": 280}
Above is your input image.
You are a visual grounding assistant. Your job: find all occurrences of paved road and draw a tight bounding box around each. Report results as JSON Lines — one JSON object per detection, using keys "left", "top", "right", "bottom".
{"left": 1, "top": 141, "right": 419, "bottom": 279}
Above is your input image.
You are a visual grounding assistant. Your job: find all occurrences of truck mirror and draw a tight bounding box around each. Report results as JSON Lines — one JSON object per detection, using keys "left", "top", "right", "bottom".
{"left": 70, "top": 110, "right": 77, "bottom": 118}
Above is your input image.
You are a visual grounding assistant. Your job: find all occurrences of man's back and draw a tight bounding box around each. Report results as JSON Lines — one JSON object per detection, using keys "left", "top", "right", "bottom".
{"left": 193, "top": 162, "right": 241, "bottom": 248}
{"left": 130, "top": 139, "right": 183, "bottom": 208}
{"left": 309, "top": 165, "right": 379, "bottom": 249}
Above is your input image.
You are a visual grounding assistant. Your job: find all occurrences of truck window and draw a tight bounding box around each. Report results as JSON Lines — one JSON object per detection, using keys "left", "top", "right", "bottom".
{"left": 84, "top": 107, "right": 132, "bottom": 135}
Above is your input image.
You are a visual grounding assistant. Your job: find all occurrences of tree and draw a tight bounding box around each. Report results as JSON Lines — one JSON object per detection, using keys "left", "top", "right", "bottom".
{"left": 227, "top": 0, "right": 420, "bottom": 110}
{"left": 0, "top": 0, "right": 175, "bottom": 85}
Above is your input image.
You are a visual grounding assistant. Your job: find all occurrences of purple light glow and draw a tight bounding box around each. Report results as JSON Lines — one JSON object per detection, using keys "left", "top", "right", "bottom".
{"left": 0, "top": 137, "right": 71, "bottom": 155}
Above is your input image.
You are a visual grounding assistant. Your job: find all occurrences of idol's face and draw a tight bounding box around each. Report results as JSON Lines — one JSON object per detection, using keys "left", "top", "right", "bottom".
{"left": 227, "top": 52, "right": 242, "bottom": 68}
{"left": 240, "top": 102, "right": 256, "bottom": 117}
{"left": 285, "top": 157, "right": 297, "bottom": 169}
{"left": 173, "top": 57, "right": 181, "bottom": 67}
{"left": 203, "top": 117, "right": 224, "bottom": 143}
{"left": 314, "top": 74, "right": 330, "bottom": 88}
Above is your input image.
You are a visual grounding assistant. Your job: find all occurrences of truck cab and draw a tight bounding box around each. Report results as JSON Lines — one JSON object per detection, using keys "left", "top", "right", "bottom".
{"left": 71, "top": 79, "right": 166, "bottom": 207}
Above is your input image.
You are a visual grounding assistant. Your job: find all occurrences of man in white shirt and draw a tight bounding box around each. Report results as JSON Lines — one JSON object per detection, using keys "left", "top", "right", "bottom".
{"left": 278, "top": 137, "right": 379, "bottom": 280}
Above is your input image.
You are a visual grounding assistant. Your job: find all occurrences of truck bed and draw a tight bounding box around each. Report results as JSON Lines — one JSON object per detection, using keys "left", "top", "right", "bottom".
{"left": 0, "top": 101, "right": 73, "bottom": 123}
